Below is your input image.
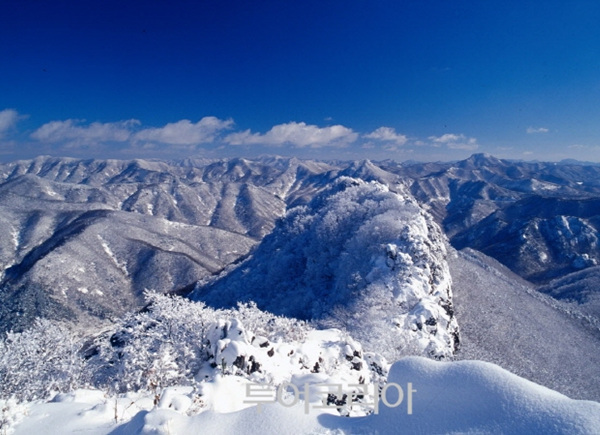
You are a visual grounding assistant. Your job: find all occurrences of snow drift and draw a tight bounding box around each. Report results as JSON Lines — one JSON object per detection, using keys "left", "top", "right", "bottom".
{"left": 7, "top": 357, "right": 600, "bottom": 435}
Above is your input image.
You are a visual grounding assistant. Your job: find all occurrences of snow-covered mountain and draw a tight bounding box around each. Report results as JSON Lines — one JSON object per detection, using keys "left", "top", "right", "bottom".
{"left": 452, "top": 196, "right": 600, "bottom": 283}
{"left": 2, "top": 154, "right": 600, "bottom": 354}
{"left": 0, "top": 156, "right": 337, "bottom": 332}
{"left": 2, "top": 153, "right": 600, "bottom": 433}
{"left": 192, "top": 177, "right": 459, "bottom": 361}
{"left": 398, "top": 154, "right": 600, "bottom": 283}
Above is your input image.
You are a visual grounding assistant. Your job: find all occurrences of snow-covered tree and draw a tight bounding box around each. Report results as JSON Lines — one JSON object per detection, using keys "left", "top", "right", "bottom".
{"left": 0, "top": 319, "right": 86, "bottom": 401}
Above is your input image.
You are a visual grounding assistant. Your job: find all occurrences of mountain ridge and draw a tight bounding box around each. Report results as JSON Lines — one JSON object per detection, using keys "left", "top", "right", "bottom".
{"left": 1, "top": 153, "right": 600, "bottom": 348}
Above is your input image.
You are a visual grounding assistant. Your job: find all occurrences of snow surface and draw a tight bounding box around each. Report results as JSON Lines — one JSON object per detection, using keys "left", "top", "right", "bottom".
{"left": 6, "top": 357, "right": 600, "bottom": 435}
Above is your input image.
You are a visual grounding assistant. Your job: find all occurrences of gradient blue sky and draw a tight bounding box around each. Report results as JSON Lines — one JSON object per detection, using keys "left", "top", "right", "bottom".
{"left": 1, "top": 0, "right": 599, "bottom": 162}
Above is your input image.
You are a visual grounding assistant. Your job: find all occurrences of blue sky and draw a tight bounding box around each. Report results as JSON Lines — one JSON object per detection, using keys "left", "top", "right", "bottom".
{"left": 1, "top": 0, "right": 600, "bottom": 162}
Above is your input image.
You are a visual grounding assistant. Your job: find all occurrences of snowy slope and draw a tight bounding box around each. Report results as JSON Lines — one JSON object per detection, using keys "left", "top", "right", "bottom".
{"left": 540, "top": 266, "right": 600, "bottom": 322}
{"left": 450, "top": 248, "right": 600, "bottom": 401}
{"left": 0, "top": 208, "right": 256, "bottom": 332}
{"left": 451, "top": 196, "right": 600, "bottom": 283}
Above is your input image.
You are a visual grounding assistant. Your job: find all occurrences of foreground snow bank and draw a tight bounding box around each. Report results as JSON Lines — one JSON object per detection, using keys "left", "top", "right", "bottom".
{"left": 9, "top": 357, "right": 600, "bottom": 435}
{"left": 322, "top": 357, "right": 600, "bottom": 434}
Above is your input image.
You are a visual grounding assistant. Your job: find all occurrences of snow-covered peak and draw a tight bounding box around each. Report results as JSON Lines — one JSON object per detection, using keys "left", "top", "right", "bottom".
{"left": 194, "top": 178, "right": 459, "bottom": 361}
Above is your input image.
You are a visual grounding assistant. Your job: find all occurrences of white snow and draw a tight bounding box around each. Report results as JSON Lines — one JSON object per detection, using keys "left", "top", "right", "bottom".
{"left": 10, "top": 226, "right": 19, "bottom": 251}
{"left": 8, "top": 357, "right": 600, "bottom": 435}
{"left": 98, "top": 235, "right": 129, "bottom": 276}
{"left": 531, "top": 178, "right": 560, "bottom": 191}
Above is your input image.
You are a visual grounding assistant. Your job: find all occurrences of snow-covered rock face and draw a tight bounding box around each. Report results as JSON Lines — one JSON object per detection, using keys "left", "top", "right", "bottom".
{"left": 201, "top": 319, "right": 388, "bottom": 416}
{"left": 87, "top": 294, "right": 389, "bottom": 417}
{"left": 194, "top": 178, "right": 459, "bottom": 361}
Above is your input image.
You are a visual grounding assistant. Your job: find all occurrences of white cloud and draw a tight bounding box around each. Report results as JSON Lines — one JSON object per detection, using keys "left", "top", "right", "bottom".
{"left": 30, "top": 116, "right": 233, "bottom": 149}
{"left": 526, "top": 126, "right": 549, "bottom": 134}
{"left": 0, "top": 109, "right": 22, "bottom": 137}
{"left": 31, "top": 119, "right": 139, "bottom": 146}
{"left": 364, "top": 127, "right": 408, "bottom": 146}
{"left": 134, "top": 117, "right": 233, "bottom": 146}
{"left": 225, "top": 121, "right": 358, "bottom": 148}
{"left": 25, "top": 114, "right": 488, "bottom": 158}
{"left": 428, "top": 133, "right": 479, "bottom": 150}
{"left": 429, "top": 133, "right": 461, "bottom": 144}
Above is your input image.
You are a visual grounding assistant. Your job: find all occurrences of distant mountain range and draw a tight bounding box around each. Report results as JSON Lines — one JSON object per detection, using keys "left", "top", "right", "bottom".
{"left": 0, "top": 156, "right": 336, "bottom": 331}
{"left": 2, "top": 153, "right": 599, "bottom": 327}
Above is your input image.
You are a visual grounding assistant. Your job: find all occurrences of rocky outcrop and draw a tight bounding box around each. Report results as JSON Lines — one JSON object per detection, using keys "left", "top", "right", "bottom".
{"left": 194, "top": 177, "right": 459, "bottom": 360}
